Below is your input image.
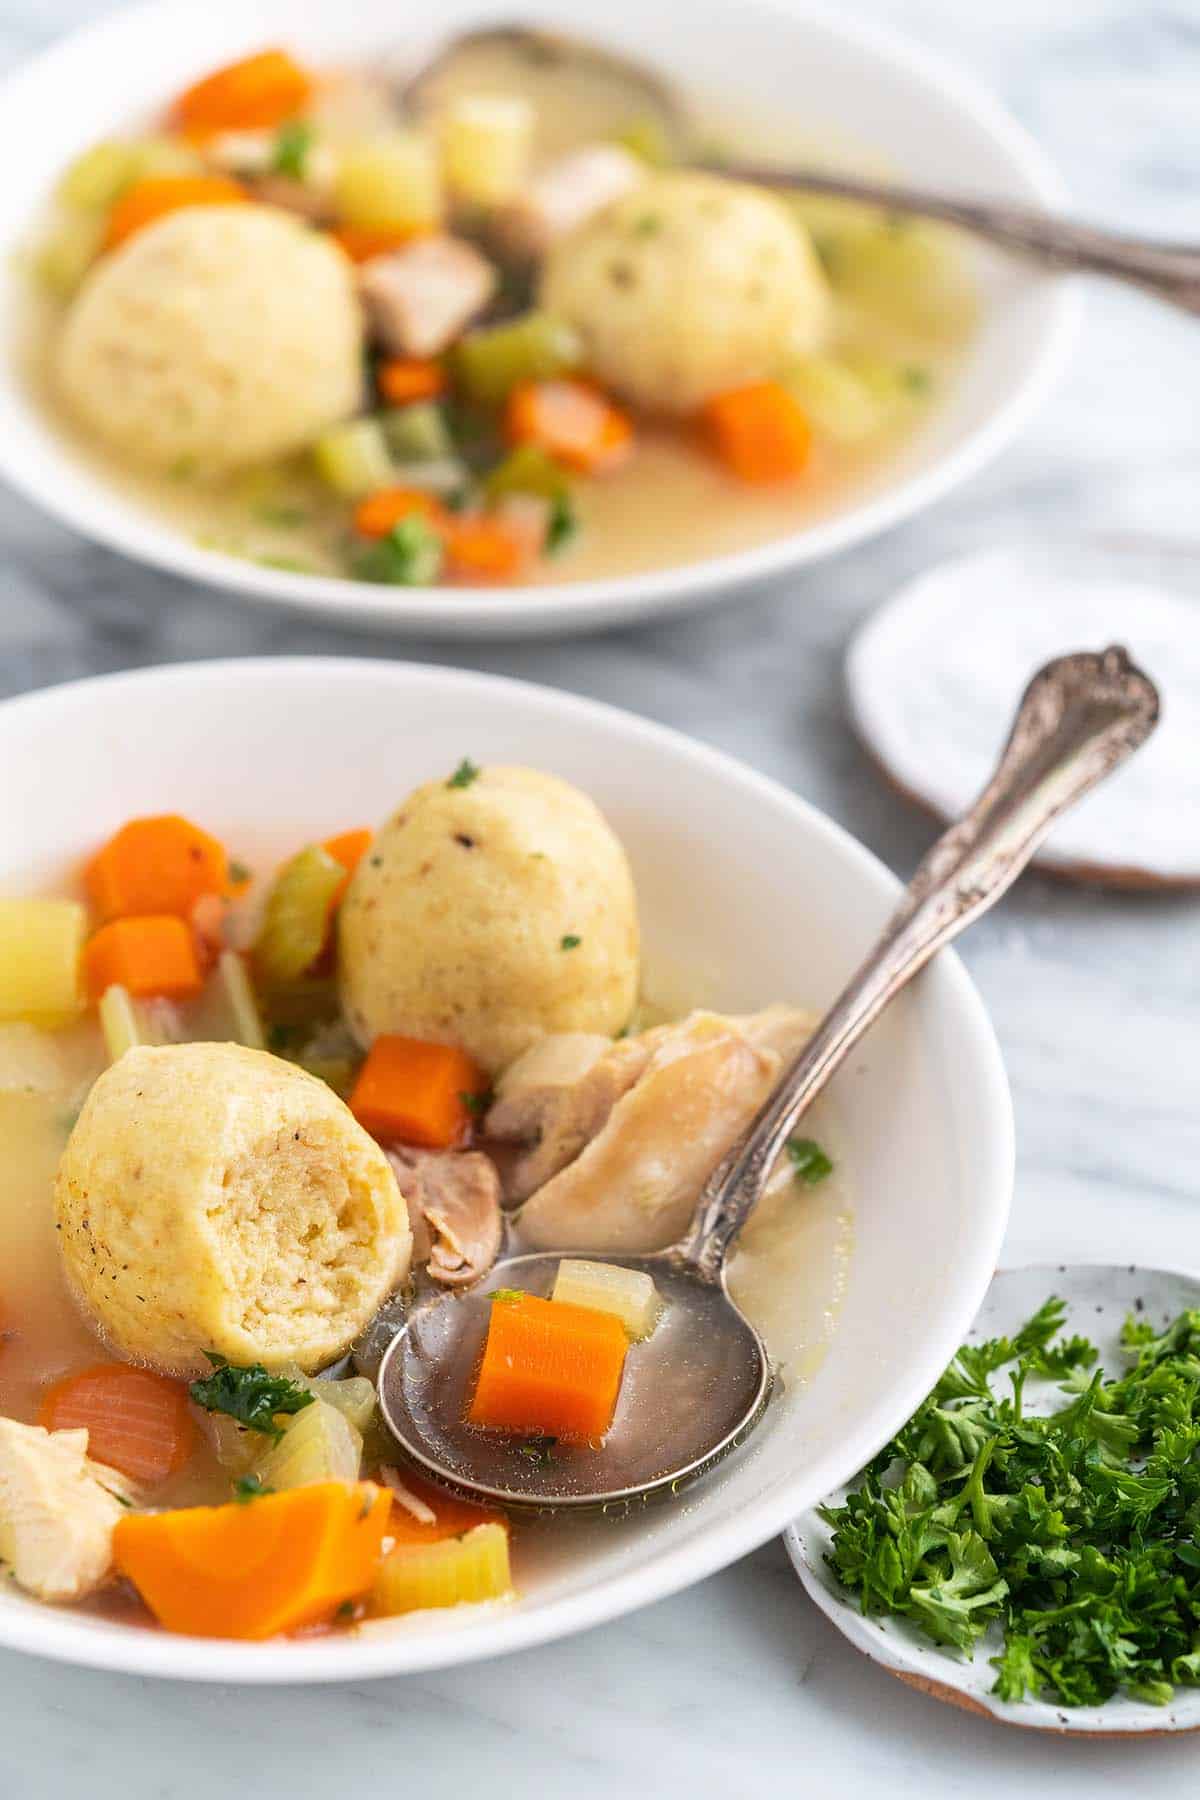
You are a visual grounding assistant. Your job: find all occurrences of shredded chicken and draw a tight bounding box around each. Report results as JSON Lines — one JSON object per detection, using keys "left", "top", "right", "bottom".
{"left": 496, "top": 144, "right": 644, "bottom": 261}
{"left": 359, "top": 235, "right": 497, "bottom": 358}
{"left": 486, "top": 1031, "right": 651, "bottom": 1201}
{"left": 0, "top": 1420, "right": 129, "bottom": 1602}
{"left": 387, "top": 1147, "right": 502, "bottom": 1287}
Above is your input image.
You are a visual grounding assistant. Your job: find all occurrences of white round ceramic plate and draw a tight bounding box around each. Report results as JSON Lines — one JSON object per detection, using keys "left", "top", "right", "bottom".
{"left": 787, "top": 1262, "right": 1200, "bottom": 1735}
{"left": 0, "top": 657, "right": 1012, "bottom": 1680}
{"left": 0, "top": 0, "right": 1077, "bottom": 638}
{"left": 846, "top": 538, "right": 1200, "bottom": 889}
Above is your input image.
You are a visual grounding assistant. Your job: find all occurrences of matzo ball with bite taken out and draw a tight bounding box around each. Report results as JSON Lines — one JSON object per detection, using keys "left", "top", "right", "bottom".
{"left": 55, "top": 205, "right": 363, "bottom": 473}
{"left": 54, "top": 1042, "right": 410, "bottom": 1377}
{"left": 540, "top": 170, "right": 830, "bottom": 415}
{"left": 339, "top": 764, "right": 639, "bottom": 1075}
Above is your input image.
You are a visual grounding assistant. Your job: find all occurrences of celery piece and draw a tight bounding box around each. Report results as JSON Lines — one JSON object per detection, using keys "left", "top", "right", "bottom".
{"left": 312, "top": 418, "right": 394, "bottom": 498}
{"left": 551, "top": 1259, "right": 660, "bottom": 1340}
{"left": 454, "top": 312, "right": 582, "bottom": 408}
{"left": 306, "top": 1376, "right": 376, "bottom": 1435}
{"left": 0, "top": 900, "right": 85, "bottom": 1025}
{"left": 334, "top": 132, "right": 441, "bottom": 232}
{"left": 214, "top": 950, "right": 265, "bottom": 1051}
{"left": 380, "top": 403, "right": 454, "bottom": 464}
{"left": 483, "top": 443, "right": 570, "bottom": 504}
{"left": 831, "top": 217, "right": 976, "bottom": 341}
{"left": 31, "top": 211, "right": 106, "bottom": 299}
{"left": 373, "top": 1522, "right": 511, "bottom": 1614}
{"left": 98, "top": 983, "right": 164, "bottom": 1061}
{"left": 781, "top": 354, "right": 889, "bottom": 445}
{"left": 253, "top": 844, "right": 345, "bottom": 988}
{"left": 57, "top": 135, "right": 201, "bottom": 211}
{"left": 437, "top": 95, "right": 533, "bottom": 207}
{"left": 259, "top": 974, "right": 340, "bottom": 1034}
{"left": 251, "top": 1398, "right": 362, "bottom": 1490}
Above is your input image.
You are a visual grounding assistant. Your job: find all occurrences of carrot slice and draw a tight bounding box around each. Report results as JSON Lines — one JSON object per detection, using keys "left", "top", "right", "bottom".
{"left": 322, "top": 829, "right": 372, "bottom": 913}
{"left": 702, "top": 381, "right": 813, "bottom": 483}
{"left": 444, "top": 516, "right": 525, "bottom": 583}
{"left": 173, "top": 49, "right": 313, "bottom": 135}
{"left": 83, "top": 915, "right": 203, "bottom": 1002}
{"left": 505, "top": 378, "right": 632, "bottom": 474}
{"left": 352, "top": 488, "right": 447, "bottom": 540}
{"left": 381, "top": 1470, "right": 505, "bottom": 1546}
{"left": 103, "top": 176, "right": 247, "bottom": 250}
{"left": 114, "top": 1482, "right": 390, "bottom": 1639}
{"left": 329, "top": 224, "right": 426, "bottom": 265}
{"left": 348, "top": 1034, "right": 485, "bottom": 1149}
{"left": 40, "top": 1363, "right": 195, "bottom": 1486}
{"left": 378, "top": 359, "right": 446, "bottom": 405}
{"left": 85, "top": 814, "right": 231, "bottom": 923}
{"left": 468, "top": 1292, "right": 628, "bottom": 1442}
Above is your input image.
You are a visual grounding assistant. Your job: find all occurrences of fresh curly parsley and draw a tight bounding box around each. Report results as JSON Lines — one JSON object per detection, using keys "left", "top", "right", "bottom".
{"left": 272, "top": 120, "right": 315, "bottom": 180}
{"left": 447, "top": 757, "right": 481, "bottom": 790}
{"left": 232, "top": 1473, "right": 275, "bottom": 1504}
{"left": 189, "top": 1355, "right": 314, "bottom": 1444}
{"left": 821, "top": 1298, "right": 1200, "bottom": 1709}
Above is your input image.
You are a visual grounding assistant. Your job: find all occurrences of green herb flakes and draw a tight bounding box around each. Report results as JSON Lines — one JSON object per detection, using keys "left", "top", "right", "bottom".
{"left": 787, "top": 1137, "right": 833, "bottom": 1185}
{"left": 189, "top": 1354, "right": 314, "bottom": 1444}
{"left": 459, "top": 1089, "right": 493, "bottom": 1117}
{"left": 490, "top": 1289, "right": 525, "bottom": 1306}
{"left": 447, "top": 758, "right": 481, "bottom": 790}
{"left": 352, "top": 515, "right": 444, "bottom": 586}
{"left": 232, "top": 1473, "right": 275, "bottom": 1504}
{"left": 272, "top": 120, "right": 315, "bottom": 181}
{"left": 560, "top": 934, "right": 582, "bottom": 951}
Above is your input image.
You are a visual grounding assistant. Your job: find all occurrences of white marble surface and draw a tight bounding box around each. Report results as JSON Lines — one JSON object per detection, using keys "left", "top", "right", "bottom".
{"left": 1, "top": 0, "right": 1199, "bottom": 1791}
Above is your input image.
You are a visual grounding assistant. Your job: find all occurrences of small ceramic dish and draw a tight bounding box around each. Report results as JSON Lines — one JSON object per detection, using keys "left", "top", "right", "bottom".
{"left": 786, "top": 1261, "right": 1200, "bottom": 1735}
{"left": 0, "top": 0, "right": 1076, "bottom": 638}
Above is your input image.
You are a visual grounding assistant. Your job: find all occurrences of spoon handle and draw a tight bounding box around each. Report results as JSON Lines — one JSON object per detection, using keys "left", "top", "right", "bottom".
{"left": 675, "top": 645, "right": 1159, "bottom": 1281}
{"left": 707, "top": 163, "right": 1200, "bottom": 316}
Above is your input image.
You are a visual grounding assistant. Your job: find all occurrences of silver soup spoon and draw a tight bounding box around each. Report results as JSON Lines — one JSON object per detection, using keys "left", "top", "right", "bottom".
{"left": 404, "top": 25, "right": 1200, "bottom": 316}
{"left": 376, "top": 646, "right": 1159, "bottom": 1511}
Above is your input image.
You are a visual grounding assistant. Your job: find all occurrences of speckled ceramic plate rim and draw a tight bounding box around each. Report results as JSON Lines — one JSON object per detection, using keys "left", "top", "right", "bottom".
{"left": 785, "top": 1261, "right": 1200, "bottom": 1735}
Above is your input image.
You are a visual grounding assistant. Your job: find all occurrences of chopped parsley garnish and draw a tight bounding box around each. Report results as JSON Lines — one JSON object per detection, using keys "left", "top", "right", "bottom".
{"left": 787, "top": 1137, "right": 833, "bottom": 1185}
{"left": 272, "top": 120, "right": 315, "bottom": 180}
{"left": 545, "top": 490, "right": 579, "bottom": 556}
{"left": 232, "top": 1473, "right": 275, "bottom": 1504}
{"left": 560, "top": 934, "right": 582, "bottom": 951}
{"left": 517, "top": 1434, "right": 557, "bottom": 1466}
{"left": 491, "top": 1288, "right": 525, "bottom": 1305}
{"left": 821, "top": 1298, "right": 1200, "bottom": 1709}
{"left": 447, "top": 758, "right": 481, "bottom": 790}
{"left": 459, "top": 1088, "right": 494, "bottom": 1117}
{"left": 189, "top": 1354, "right": 314, "bottom": 1443}
{"left": 352, "top": 515, "right": 444, "bottom": 586}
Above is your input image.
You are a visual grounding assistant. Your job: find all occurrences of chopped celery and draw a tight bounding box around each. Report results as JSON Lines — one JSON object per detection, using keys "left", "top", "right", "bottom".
{"left": 253, "top": 844, "right": 345, "bottom": 989}
{"left": 31, "top": 212, "right": 106, "bottom": 299}
{"left": 780, "top": 354, "right": 890, "bottom": 444}
{"left": 251, "top": 1398, "right": 362, "bottom": 1490}
{"left": 373, "top": 1523, "right": 511, "bottom": 1614}
{"left": 312, "top": 418, "right": 394, "bottom": 498}
{"left": 334, "top": 132, "right": 441, "bottom": 232}
{"left": 305, "top": 1376, "right": 376, "bottom": 1435}
{"left": 0, "top": 900, "right": 85, "bottom": 1025}
{"left": 437, "top": 95, "right": 533, "bottom": 206}
{"left": 381, "top": 403, "right": 454, "bottom": 464}
{"left": 454, "top": 312, "right": 582, "bottom": 408}
{"left": 552, "top": 1259, "right": 660, "bottom": 1340}
{"left": 214, "top": 950, "right": 265, "bottom": 1050}
{"left": 483, "top": 443, "right": 570, "bottom": 503}
{"left": 205, "top": 1413, "right": 258, "bottom": 1475}
{"left": 97, "top": 983, "right": 176, "bottom": 1061}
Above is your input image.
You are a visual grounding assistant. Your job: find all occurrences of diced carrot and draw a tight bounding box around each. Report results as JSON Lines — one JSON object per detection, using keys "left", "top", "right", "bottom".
{"left": 701, "top": 381, "right": 813, "bottom": 483}
{"left": 103, "top": 176, "right": 247, "bottom": 250}
{"left": 352, "top": 488, "right": 447, "bottom": 540}
{"left": 114, "top": 1481, "right": 390, "bottom": 1639}
{"left": 86, "top": 814, "right": 231, "bottom": 923}
{"left": 329, "top": 224, "right": 426, "bottom": 264}
{"left": 468, "top": 1292, "right": 628, "bottom": 1443}
{"left": 83, "top": 915, "right": 203, "bottom": 1002}
{"left": 380, "top": 1469, "right": 505, "bottom": 1546}
{"left": 173, "top": 49, "right": 313, "bottom": 135}
{"left": 322, "top": 829, "right": 372, "bottom": 911}
{"left": 40, "top": 1363, "right": 195, "bottom": 1486}
{"left": 445, "top": 516, "right": 526, "bottom": 583}
{"left": 505, "top": 379, "right": 633, "bottom": 475}
{"left": 348, "top": 1034, "right": 484, "bottom": 1149}
{"left": 377, "top": 359, "right": 446, "bottom": 405}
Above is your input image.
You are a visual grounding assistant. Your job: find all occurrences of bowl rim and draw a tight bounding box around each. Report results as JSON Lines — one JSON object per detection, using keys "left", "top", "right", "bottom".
{"left": 0, "top": 656, "right": 1014, "bottom": 1680}
{"left": 0, "top": 0, "right": 1081, "bottom": 638}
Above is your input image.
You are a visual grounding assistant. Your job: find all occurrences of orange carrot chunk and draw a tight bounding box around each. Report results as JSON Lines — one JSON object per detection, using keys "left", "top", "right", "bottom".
{"left": 330, "top": 224, "right": 427, "bottom": 265}
{"left": 173, "top": 49, "right": 313, "bottom": 135}
{"left": 114, "top": 1482, "right": 391, "bottom": 1640}
{"left": 505, "top": 379, "right": 633, "bottom": 474}
{"left": 382, "top": 1470, "right": 505, "bottom": 1546}
{"left": 352, "top": 488, "right": 447, "bottom": 540}
{"left": 86, "top": 814, "right": 231, "bottom": 923}
{"left": 348, "top": 1034, "right": 484, "bottom": 1149}
{"left": 378, "top": 358, "right": 447, "bottom": 405}
{"left": 40, "top": 1363, "right": 195, "bottom": 1486}
{"left": 702, "top": 381, "right": 813, "bottom": 483}
{"left": 322, "top": 829, "right": 373, "bottom": 911}
{"left": 445, "top": 516, "right": 526, "bottom": 583}
{"left": 469, "top": 1292, "right": 628, "bottom": 1443}
{"left": 104, "top": 176, "right": 247, "bottom": 250}
{"left": 83, "top": 915, "right": 203, "bottom": 1002}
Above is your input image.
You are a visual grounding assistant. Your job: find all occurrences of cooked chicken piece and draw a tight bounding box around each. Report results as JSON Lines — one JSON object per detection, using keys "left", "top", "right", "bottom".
{"left": 388, "top": 1147, "right": 502, "bottom": 1287}
{"left": 496, "top": 144, "right": 644, "bottom": 262}
{"left": 487, "top": 1031, "right": 652, "bottom": 1202}
{"left": 359, "top": 235, "right": 497, "bottom": 358}
{"left": 0, "top": 1419, "right": 128, "bottom": 1602}
{"left": 516, "top": 1011, "right": 781, "bottom": 1254}
{"left": 732, "top": 1003, "right": 817, "bottom": 1065}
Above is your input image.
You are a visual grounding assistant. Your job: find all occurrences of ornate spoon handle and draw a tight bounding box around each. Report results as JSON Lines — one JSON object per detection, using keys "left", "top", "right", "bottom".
{"left": 707, "top": 163, "right": 1200, "bottom": 316}
{"left": 676, "top": 646, "right": 1160, "bottom": 1281}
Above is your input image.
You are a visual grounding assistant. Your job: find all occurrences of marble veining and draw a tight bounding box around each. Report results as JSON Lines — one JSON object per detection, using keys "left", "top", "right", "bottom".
{"left": 0, "top": 0, "right": 1198, "bottom": 1793}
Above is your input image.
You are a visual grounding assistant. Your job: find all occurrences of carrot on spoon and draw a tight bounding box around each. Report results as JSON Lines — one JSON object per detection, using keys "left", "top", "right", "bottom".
{"left": 469, "top": 1291, "right": 628, "bottom": 1442}
{"left": 40, "top": 1363, "right": 195, "bottom": 1486}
